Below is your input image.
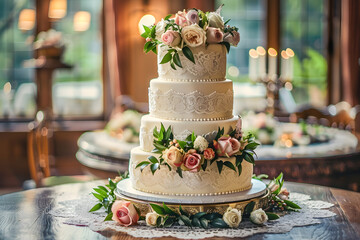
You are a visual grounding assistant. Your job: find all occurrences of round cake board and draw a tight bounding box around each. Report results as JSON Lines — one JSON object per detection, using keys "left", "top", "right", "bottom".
{"left": 115, "top": 179, "right": 269, "bottom": 215}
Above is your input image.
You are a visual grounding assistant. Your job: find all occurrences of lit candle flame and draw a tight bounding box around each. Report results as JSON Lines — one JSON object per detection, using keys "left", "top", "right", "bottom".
{"left": 256, "top": 46, "right": 266, "bottom": 56}
{"left": 286, "top": 48, "right": 295, "bottom": 57}
{"left": 281, "top": 50, "right": 289, "bottom": 59}
{"left": 3, "top": 82, "right": 11, "bottom": 94}
{"left": 249, "top": 49, "right": 258, "bottom": 58}
{"left": 268, "top": 48, "right": 277, "bottom": 57}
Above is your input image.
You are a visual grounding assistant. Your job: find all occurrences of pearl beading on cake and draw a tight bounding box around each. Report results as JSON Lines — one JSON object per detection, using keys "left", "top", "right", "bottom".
{"left": 134, "top": 184, "right": 253, "bottom": 196}
{"left": 160, "top": 78, "right": 226, "bottom": 82}
{"left": 148, "top": 116, "right": 231, "bottom": 121}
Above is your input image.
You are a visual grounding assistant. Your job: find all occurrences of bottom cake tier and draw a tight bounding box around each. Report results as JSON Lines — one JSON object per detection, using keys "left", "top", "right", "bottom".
{"left": 129, "top": 146, "right": 253, "bottom": 196}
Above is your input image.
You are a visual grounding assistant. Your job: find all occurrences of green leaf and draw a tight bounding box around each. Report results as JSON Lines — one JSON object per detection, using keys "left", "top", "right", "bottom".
{"left": 97, "top": 186, "right": 108, "bottom": 193}
{"left": 253, "top": 174, "right": 269, "bottom": 180}
{"left": 163, "top": 203, "right": 177, "bottom": 215}
{"left": 177, "top": 140, "right": 186, "bottom": 149}
{"left": 153, "top": 126, "right": 159, "bottom": 138}
{"left": 179, "top": 205, "right": 188, "bottom": 216}
{"left": 160, "top": 52, "right": 172, "bottom": 64}
{"left": 108, "top": 178, "right": 117, "bottom": 190}
{"left": 191, "top": 132, "right": 196, "bottom": 142}
{"left": 143, "top": 41, "right": 151, "bottom": 52}
{"left": 150, "top": 203, "right": 166, "bottom": 215}
{"left": 134, "top": 205, "right": 141, "bottom": 216}
{"left": 165, "top": 162, "right": 172, "bottom": 171}
{"left": 156, "top": 216, "right": 162, "bottom": 226}
{"left": 245, "top": 142, "right": 260, "bottom": 151}
{"left": 221, "top": 41, "right": 230, "bottom": 53}
{"left": 200, "top": 218, "right": 209, "bottom": 228}
{"left": 89, "top": 203, "right": 102, "bottom": 212}
{"left": 151, "top": 47, "right": 157, "bottom": 54}
{"left": 201, "top": 159, "right": 208, "bottom": 171}
{"left": 194, "top": 212, "right": 207, "bottom": 219}
{"left": 93, "top": 188, "right": 108, "bottom": 198}
{"left": 135, "top": 161, "right": 151, "bottom": 169}
{"left": 170, "top": 61, "right": 176, "bottom": 70}
{"left": 148, "top": 156, "right": 159, "bottom": 164}
{"left": 173, "top": 52, "right": 183, "bottom": 68}
{"left": 191, "top": 217, "right": 201, "bottom": 227}
{"left": 204, "top": 212, "right": 222, "bottom": 220}
{"left": 243, "top": 152, "right": 255, "bottom": 165}
{"left": 182, "top": 46, "right": 195, "bottom": 64}
{"left": 153, "top": 142, "right": 167, "bottom": 151}
{"left": 237, "top": 163, "right": 242, "bottom": 176}
{"left": 150, "top": 163, "right": 159, "bottom": 175}
{"left": 179, "top": 215, "right": 192, "bottom": 227}
{"left": 210, "top": 218, "right": 228, "bottom": 228}
{"left": 224, "top": 19, "right": 231, "bottom": 25}
{"left": 243, "top": 201, "right": 255, "bottom": 216}
{"left": 223, "top": 161, "right": 236, "bottom": 172}
{"left": 92, "top": 192, "right": 104, "bottom": 201}
{"left": 104, "top": 212, "right": 113, "bottom": 221}
{"left": 266, "top": 212, "right": 280, "bottom": 220}
{"left": 143, "top": 25, "right": 151, "bottom": 34}
{"left": 176, "top": 167, "right": 183, "bottom": 178}
{"left": 165, "top": 126, "right": 172, "bottom": 140}
{"left": 284, "top": 200, "right": 301, "bottom": 209}
{"left": 164, "top": 14, "right": 172, "bottom": 20}
{"left": 235, "top": 155, "right": 243, "bottom": 166}
{"left": 140, "top": 162, "right": 150, "bottom": 172}
{"left": 150, "top": 25, "right": 156, "bottom": 39}
{"left": 140, "top": 31, "right": 148, "bottom": 38}
{"left": 216, "top": 160, "right": 224, "bottom": 174}
{"left": 164, "top": 217, "right": 175, "bottom": 227}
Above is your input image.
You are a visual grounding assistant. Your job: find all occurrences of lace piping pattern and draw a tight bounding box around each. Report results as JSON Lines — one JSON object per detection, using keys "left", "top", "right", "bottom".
{"left": 149, "top": 88, "right": 233, "bottom": 120}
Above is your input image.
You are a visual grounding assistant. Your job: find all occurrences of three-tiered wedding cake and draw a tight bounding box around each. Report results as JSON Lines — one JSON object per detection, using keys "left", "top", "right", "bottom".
{"left": 129, "top": 44, "right": 253, "bottom": 195}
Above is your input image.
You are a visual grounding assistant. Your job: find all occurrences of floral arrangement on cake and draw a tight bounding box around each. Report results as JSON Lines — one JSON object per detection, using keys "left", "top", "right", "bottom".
{"left": 135, "top": 119, "right": 259, "bottom": 178}
{"left": 90, "top": 173, "right": 301, "bottom": 228}
{"left": 141, "top": 5, "right": 240, "bottom": 69}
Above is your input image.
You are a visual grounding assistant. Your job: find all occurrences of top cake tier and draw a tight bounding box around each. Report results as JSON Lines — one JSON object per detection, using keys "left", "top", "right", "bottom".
{"left": 157, "top": 44, "right": 227, "bottom": 82}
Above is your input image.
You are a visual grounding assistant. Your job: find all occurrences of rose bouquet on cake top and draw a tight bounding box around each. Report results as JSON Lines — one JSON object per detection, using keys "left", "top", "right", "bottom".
{"left": 141, "top": 5, "right": 239, "bottom": 69}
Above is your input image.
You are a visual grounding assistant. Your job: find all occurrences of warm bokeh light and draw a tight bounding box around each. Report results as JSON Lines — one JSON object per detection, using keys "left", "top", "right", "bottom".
{"left": 74, "top": 11, "right": 91, "bottom": 32}
{"left": 138, "top": 14, "right": 156, "bottom": 34}
{"left": 268, "top": 48, "right": 277, "bottom": 57}
{"left": 249, "top": 49, "right": 258, "bottom": 58}
{"left": 256, "top": 46, "right": 266, "bottom": 56}
{"left": 3, "top": 82, "right": 11, "bottom": 94}
{"left": 281, "top": 50, "right": 289, "bottom": 59}
{"left": 228, "top": 66, "right": 240, "bottom": 77}
{"left": 18, "top": 9, "right": 35, "bottom": 31}
{"left": 48, "top": 0, "right": 67, "bottom": 19}
{"left": 286, "top": 48, "right": 295, "bottom": 57}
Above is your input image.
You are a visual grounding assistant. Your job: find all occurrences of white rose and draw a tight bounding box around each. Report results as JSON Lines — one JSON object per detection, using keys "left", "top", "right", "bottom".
{"left": 146, "top": 212, "right": 160, "bottom": 227}
{"left": 181, "top": 25, "right": 206, "bottom": 47}
{"left": 223, "top": 207, "right": 242, "bottom": 228}
{"left": 208, "top": 12, "right": 224, "bottom": 29}
{"left": 155, "top": 20, "right": 166, "bottom": 41}
{"left": 250, "top": 208, "right": 268, "bottom": 225}
{"left": 194, "top": 136, "right": 209, "bottom": 152}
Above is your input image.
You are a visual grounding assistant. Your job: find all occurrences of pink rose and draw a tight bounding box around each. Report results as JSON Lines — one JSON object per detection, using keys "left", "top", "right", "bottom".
{"left": 206, "top": 27, "right": 224, "bottom": 44}
{"left": 224, "top": 31, "right": 240, "bottom": 47}
{"left": 111, "top": 200, "right": 139, "bottom": 226}
{"left": 182, "top": 149, "right": 202, "bottom": 172}
{"left": 203, "top": 148, "right": 215, "bottom": 160}
{"left": 161, "top": 30, "right": 181, "bottom": 47}
{"left": 187, "top": 9, "right": 199, "bottom": 24}
{"left": 175, "top": 10, "right": 189, "bottom": 27}
{"left": 214, "top": 136, "right": 240, "bottom": 157}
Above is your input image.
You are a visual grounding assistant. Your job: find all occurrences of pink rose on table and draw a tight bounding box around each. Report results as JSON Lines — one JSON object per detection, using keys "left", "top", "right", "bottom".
{"left": 182, "top": 149, "right": 202, "bottom": 172}
{"left": 224, "top": 31, "right": 240, "bottom": 47}
{"left": 181, "top": 25, "right": 206, "bottom": 47}
{"left": 203, "top": 148, "right": 215, "bottom": 160}
{"left": 206, "top": 27, "right": 224, "bottom": 44}
{"left": 111, "top": 200, "right": 139, "bottom": 226}
{"left": 187, "top": 9, "right": 199, "bottom": 24}
{"left": 214, "top": 136, "right": 240, "bottom": 157}
{"left": 175, "top": 10, "right": 189, "bottom": 27}
{"left": 163, "top": 146, "right": 184, "bottom": 168}
{"left": 161, "top": 30, "right": 181, "bottom": 47}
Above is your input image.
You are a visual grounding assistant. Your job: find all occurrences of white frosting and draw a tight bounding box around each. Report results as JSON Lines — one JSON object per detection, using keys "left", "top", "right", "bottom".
{"left": 130, "top": 146, "right": 253, "bottom": 195}
{"left": 149, "top": 79, "right": 233, "bottom": 121}
{"left": 139, "top": 115, "right": 238, "bottom": 152}
{"left": 158, "top": 44, "right": 226, "bottom": 81}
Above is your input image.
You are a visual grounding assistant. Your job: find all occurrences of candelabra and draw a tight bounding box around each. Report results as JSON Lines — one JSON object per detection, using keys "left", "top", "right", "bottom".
{"left": 248, "top": 46, "right": 295, "bottom": 115}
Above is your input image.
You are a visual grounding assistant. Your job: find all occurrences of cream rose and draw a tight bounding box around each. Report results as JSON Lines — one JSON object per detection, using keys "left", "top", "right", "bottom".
{"left": 161, "top": 30, "right": 181, "bottom": 47}
{"left": 224, "top": 30, "right": 240, "bottom": 47}
{"left": 155, "top": 20, "right": 166, "bottom": 41}
{"left": 146, "top": 212, "right": 160, "bottom": 227}
{"left": 111, "top": 200, "right": 139, "bottom": 226}
{"left": 182, "top": 149, "right": 202, "bottom": 172}
{"left": 206, "top": 27, "right": 223, "bottom": 44}
{"left": 208, "top": 12, "right": 224, "bottom": 29}
{"left": 203, "top": 148, "right": 215, "bottom": 160}
{"left": 163, "top": 146, "right": 184, "bottom": 168}
{"left": 214, "top": 136, "right": 241, "bottom": 157}
{"left": 250, "top": 208, "right": 268, "bottom": 225}
{"left": 194, "top": 136, "right": 209, "bottom": 152}
{"left": 181, "top": 25, "right": 206, "bottom": 47}
{"left": 223, "top": 207, "right": 242, "bottom": 228}
{"left": 175, "top": 10, "right": 189, "bottom": 27}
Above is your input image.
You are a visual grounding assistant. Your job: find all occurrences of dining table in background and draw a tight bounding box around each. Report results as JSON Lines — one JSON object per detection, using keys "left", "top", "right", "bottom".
{"left": 0, "top": 180, "right": 359, "bottom": 239}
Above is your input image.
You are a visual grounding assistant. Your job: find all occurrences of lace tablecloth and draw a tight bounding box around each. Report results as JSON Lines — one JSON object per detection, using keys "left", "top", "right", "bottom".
{"left": 49, "top": 192, "right": 336, "bottom": 239}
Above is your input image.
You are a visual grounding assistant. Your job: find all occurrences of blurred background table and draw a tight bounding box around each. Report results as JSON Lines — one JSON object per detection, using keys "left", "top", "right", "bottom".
{"left": 0, "top": 180, "right": 359, "bottom": 239}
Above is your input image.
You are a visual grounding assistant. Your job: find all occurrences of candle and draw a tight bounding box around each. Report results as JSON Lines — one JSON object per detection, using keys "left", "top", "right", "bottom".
{"left": 248, "top": 49, "right": 258, "bottom": 82}
{"left": 256, "top": 46, "right": 266, "bottom": 79}
{"left": 267, "top": 48, "right": 277, "bottom": 80}
{"left": 280, "top": 50, "right": 289, "bottom": 80}
{"left": 286, "top": 48, "right": 295, "bottom": 81}
{"left": 2, "top": 82, "right": 12, "bottom": 116}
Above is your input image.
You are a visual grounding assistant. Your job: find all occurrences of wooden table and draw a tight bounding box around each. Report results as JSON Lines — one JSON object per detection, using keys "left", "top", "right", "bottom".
{"left": 0, "top": 181, "right": 359, "bottom": 239}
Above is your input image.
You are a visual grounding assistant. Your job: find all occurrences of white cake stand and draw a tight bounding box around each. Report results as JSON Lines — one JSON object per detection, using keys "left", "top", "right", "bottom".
{"left": 115, "top": 179, "right": 269, "bottom": 215}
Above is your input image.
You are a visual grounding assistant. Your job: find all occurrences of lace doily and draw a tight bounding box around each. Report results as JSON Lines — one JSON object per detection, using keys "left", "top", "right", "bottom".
{"left": 49, "top": 192, "right": 336, "bottom": 239}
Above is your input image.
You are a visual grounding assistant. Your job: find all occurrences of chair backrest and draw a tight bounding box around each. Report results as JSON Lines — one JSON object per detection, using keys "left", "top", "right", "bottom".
{"left": 27, "top": 111, "right": 51, "bottom": 187}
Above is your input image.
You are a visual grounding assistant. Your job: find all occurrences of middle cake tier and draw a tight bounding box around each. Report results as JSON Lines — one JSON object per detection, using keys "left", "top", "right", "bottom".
{"left": 149, "top": 78, "right": 233, "bottom": 121}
